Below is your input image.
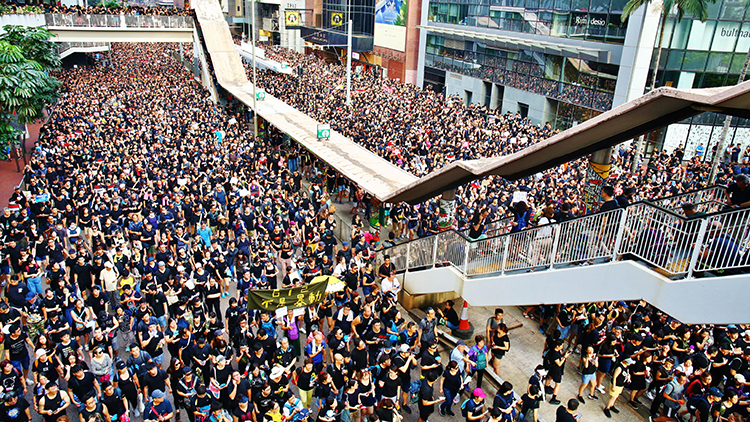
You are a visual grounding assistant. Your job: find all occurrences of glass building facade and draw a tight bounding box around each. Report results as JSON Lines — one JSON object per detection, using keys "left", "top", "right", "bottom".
{"left": 427, "top": 0, "right": 629, "bottom": 44}
{"left": 425, "top": 34, "right": 618, "bottom": 112}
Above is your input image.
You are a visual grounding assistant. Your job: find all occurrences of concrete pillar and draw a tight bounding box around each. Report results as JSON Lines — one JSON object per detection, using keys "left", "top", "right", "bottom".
{"left": 403, "top": 0, "right": 423, "bottom": 84}
{"left": 438, "top": 189, "right": 456, "bottom": 231}
{"left": 582, "top": 148, "right": 612, "bottom": 214}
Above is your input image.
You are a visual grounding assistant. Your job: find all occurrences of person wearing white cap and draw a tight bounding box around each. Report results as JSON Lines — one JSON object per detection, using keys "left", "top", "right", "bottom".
{"left": 603, "top": 357, "right": 634, "bottom": 418}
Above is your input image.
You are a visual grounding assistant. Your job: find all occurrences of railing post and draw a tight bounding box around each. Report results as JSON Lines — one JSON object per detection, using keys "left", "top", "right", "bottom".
{"left": 501, "top": 237, "right": 509, "bottom": 276}
{"left": 549, "top": 225, "right": 562, "bottom": 270}
{"left": 405, "top": 241, "right": 411, "bottom": 273}
{"left": 431, "top": 234, "right": 439, "bottom": 269}
{"left": 462, "top": 238, "right": 470, "bottom": 274}
{"left": 611, "top": 207, "right": 629, "bottom": 259}
{"left": 686, "top": 217, "right": 710, "bottom": 279}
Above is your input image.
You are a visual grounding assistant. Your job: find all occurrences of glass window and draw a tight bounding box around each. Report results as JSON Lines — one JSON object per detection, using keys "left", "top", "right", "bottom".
{"left": 658, "top": 19, "right": 675, "bottom": 48}
{"left": 730, "top": 53, "right": 746, "bottom": 73}
{"left": 572, "top": 0, "right": 589, "bottom": 11}
{"left": 682, "top": 51, "right": 708, "bottom": 71}
{"left": 526, "top": 0, "right": 540, "bottom": 9}
{"left": 551, "top": 11, "right": 570, "bottom": 36}
{"left": 668, "top": 18, "right": 690, "bottom": 49}
{"left": 589, "top": 0, "right": 608, "bottom": 13}
{"left": 712, "top": 21, "right": 741, "bottom": 52}
{"left": 686, "top": 20, "right": 715, "bottom": 50}
{"left": 705, "top": 0, "right": 721, "bottom": 19}
{"left": 570, "top": 12, "right": 588, "bottom": 37}
{"left": 707, "top": 52, "right": 733, "bottom": 73}
{"left": 586, "top": 13, "right": 607, "bottom": 39}
{"left": 606, "top": 14, "right": 626, "bottom": 42}
{"left": 665, "top": 50, "right": 684, "bottom": 69}
{"left": 700, "top": 73, "right": 728, "bottom": 88}
{"left": 546, "top": 55, "right": 563, "bottom": 80}
{"left": 555, "top": 0, "right": 571, "bottom": 10}
{"left": 540, "top": 0, "right": 554, "bottom": 9}
{"left": 721, "top": 1, "right": 746, "bottom": 20}
{"left": 609, "top": 0, "right": 626, "bottom": 12}
{"left": 734, "top": 22, "right": 750, "bottom": 53}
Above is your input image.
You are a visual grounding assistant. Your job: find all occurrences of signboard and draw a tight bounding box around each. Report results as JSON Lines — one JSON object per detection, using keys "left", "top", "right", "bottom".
{"left": 581, "top": 161, "right": 610, "bottom": 213}
{"left": 374, "top": 0, "right": 407, "bottom": 51}
{"left": 256, "top": 89, "right": 266, "bottom": 100}
{"left": 331, "top": 12, "right": 344, "bottom": 26}
{"left": 317, "top": 123, "right": 331, "bottom": 139}
{"left": 247, "top": 279, "right": 329, "bottom": 311}
{"left": 285, "top": 11, "right": 301, "bottom": 28}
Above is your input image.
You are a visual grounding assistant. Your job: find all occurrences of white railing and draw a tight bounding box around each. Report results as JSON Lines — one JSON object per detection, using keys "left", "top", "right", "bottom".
{"left": 377, "top": 186, "right": 750, "bottom": 280}
{"left": 648, "top": 185, "right": 727, "bottom": 214}
{"left": 45, "top": 13, "right": 193, "bottom": 28}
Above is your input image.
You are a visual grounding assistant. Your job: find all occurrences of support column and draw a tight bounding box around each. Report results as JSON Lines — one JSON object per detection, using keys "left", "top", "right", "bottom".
{"left": 582, "top": 148, "right": 612, "bottom": 214}
{"left": 438, "top": 189, "right": 456, "bottom": 231}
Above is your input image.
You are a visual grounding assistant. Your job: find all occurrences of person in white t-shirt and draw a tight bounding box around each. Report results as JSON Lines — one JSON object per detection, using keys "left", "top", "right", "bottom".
{"left": 380, "top": 272, "right": 401, "bottom": 297}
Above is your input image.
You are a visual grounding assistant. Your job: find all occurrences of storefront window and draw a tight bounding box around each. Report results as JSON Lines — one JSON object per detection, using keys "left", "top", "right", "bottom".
{"left": 686, "top": 20, "right": 715, "bottom": 50}
{"left": 712, "top": 21, "right": 741, "bottom": 51}
{"left": 669, "top": 19, "right": 690, "bottom": 49}
{"left": 707, "top": 51, "right": 732, "bottom": 72}
{"left": 682, "top": 51, "right": 708, "bottom": 71}
{"left": 665, "top": 50, "right": 684, "bottom": 69}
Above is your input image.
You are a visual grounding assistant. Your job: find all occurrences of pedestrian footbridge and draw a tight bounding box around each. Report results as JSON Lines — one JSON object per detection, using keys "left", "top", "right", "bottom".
{"left": 377, "top": 186, "right": 750, "bottom": 324}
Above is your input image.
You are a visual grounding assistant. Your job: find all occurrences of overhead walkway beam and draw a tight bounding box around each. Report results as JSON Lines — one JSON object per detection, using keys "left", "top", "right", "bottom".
{"left": 47, "top": 27, "right": 194, "bottom": 43}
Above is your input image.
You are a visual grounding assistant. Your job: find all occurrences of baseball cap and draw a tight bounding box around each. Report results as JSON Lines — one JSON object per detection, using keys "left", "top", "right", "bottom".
{"left": 472, "top": 388, "right": 487, "bottom": 399}
{"left": 399, "top": 344, "right": 409, "bottom": 353}
{"left": 708, "top": 387, "right": 723, "bottom": 398}
{"left": 151, "top": 390, "right": 165, "bottom": 399}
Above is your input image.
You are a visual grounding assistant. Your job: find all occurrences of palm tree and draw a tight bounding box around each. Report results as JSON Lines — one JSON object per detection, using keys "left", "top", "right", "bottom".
{"left": 708, "top": 0, "right": 750, "bottom": 182}
{"left": 623, "top": 0, "right": 717, "bottom": 173}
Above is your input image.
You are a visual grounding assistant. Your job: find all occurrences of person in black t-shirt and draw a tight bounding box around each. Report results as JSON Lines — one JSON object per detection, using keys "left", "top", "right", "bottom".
{"left": 418, "top": 371, "right": 443, "bottom": 422}
{"left": 1, "top": 395, "right": 31, "bottom": 422}
{"left": 598, "top": 186, "right": 620, "bottom": 213}
{"left": 468, "top": 208, "right": 490, "bottom": 241}
{"left": 67, "top": 365, "right": 100, "bottom": 410}
{"left": 555, "top": 399, "right": 580, "bottom": 422}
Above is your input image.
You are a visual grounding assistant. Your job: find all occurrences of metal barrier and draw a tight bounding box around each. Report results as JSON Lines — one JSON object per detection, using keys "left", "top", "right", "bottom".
{"left": 377, "top": 186, "right": 750, "bottom": 281}
{"left": 45, "top": 13, "right": 193, "bottom": 28}
{"left": 648, "top": 185, "right": 727, "bottom": 214}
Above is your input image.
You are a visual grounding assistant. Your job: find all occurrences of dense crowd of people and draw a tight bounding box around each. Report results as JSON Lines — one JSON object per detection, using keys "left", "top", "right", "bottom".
{"left": 0, "top": 4, "right": 748, "bottom": 422}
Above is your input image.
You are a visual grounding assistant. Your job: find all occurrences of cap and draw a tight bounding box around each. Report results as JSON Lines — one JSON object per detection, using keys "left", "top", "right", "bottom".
{"left": 182, "top": 366, "right": 193, "bottom": 375}
{"left": 151, "top": 390, "right": 166, "bottom": 399}
{"left": 617, "top": 301, "right": 627, "bottom": 307}
{"left": 708, "top": 387, "right": 723, "bottom": 398}
{"left": 35, "top": 349, "right": 47, "bottom": 359}
{"left": 399, "top": 344, "right": 409, "bottom": 353}
{"left": 25, "top": 292, "right": 36, "bottom": 301}
{"left": 342, "top": 241, "right": 349, "bottom": 246}
{"left": 115, "top": 361, "right": 126, "bottom": 370}
{"left": 239, "top": 395, "right": 250, "bottom": 404}
{"left": 270, "top": 366, "right": 285, "bottom": 379}
{"left": 472, "top": 388, "right": 487, "bottom": 399}
{"left": 736, "top": 374, "right": 746, "bottom": 384}
{"left": 147, "top": 257, "right": 155, "bottom": 262}
{"left": 456, "top": 340, "right": 466, "bottom": 346}
{"left": 158, "top": 261, "right": 165, "bottom": 267}
{"left": 104, "top": 262, "right": 114, "bottom": 268}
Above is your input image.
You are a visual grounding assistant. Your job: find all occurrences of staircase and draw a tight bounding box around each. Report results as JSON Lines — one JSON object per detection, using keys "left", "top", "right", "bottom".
{"left": 377, "top": 186, "right": 750, "bottom": 324}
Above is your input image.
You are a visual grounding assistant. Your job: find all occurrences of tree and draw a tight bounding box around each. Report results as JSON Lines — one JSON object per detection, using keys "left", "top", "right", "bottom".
{"left": 0, "top": 25, "right": 61, "bottom": 154}
{"left": 623, "top": 0, "right": 716, "bottom": 173}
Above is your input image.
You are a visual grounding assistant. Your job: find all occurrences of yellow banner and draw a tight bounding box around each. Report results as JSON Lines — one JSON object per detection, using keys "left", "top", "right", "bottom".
{"left": 285, "top": 11, "right": 300, "bottom": 27}
{"left": 331, "top": 12, "right": 344, "bottom": 25}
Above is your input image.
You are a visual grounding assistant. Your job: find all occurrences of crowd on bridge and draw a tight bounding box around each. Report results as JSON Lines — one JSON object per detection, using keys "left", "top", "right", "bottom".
{"left": 0, "top": 6, "right": 747, "bottom": 421}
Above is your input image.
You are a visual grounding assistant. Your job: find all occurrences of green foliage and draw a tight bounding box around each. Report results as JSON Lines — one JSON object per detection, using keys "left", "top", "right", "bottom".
{"left": 0, "top": 5, "right": 45, "bottom": 16}
{"left": 0, "top": 25, "right": 61, "bottom": 150}
{"left": 101, "top": 0, "right": 122, "bottom": 9}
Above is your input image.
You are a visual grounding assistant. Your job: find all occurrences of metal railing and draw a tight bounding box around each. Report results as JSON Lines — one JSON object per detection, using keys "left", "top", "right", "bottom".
{"left": 647, "top": 185, "right": 728, "bottom": 214}
{"left": 56, "top": 41, "right": 108, "bottom": 55}
{"left": 45, "top": 13, "right": 193, "bottom": 28}
{"left": 376, "top": 186, "right": 749, "bottom": 280}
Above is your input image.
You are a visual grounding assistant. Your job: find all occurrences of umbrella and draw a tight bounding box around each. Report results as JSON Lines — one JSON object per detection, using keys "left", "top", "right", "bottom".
{"left": 311, "top": 275, "right": 345, "bottom": 292}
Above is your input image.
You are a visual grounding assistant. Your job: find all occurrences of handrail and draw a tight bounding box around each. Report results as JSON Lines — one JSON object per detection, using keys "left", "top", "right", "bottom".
{"left": 44, "top": 13, "right": 194, "bottom": 28}
{"left": 376, "top": 186, "right": 750, "bottom": 280}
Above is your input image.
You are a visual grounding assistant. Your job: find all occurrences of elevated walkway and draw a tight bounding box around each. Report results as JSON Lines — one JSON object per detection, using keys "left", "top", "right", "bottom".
{"left": 378, "top": 187, "right": 750, "bottom": 324}
{"left": 44, "top": 14, "right": 194, "bottom": 43}
{"left": 191, "top": 0, "right": 418, "bottom": 201}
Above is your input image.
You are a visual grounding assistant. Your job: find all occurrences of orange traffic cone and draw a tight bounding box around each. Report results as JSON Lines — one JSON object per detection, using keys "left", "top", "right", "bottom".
{"left": 453, "top": 300, "right": 474, "bottom": 339}
{"left": 458, "top": 301, "right": 471, "bottom": 330}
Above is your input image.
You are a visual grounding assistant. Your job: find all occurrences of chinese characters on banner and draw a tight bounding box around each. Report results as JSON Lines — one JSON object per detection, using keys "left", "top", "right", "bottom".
{"left": 247, "top": 279, "right": 330, "bottom": 311}
{"left": 581, "top": 161, "right": 611, "bottom": 214}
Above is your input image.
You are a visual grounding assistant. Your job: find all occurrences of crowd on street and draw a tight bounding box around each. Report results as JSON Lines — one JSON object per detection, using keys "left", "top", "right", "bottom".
{"left": 0, "top": 7, "right": 748, "bottom": 421}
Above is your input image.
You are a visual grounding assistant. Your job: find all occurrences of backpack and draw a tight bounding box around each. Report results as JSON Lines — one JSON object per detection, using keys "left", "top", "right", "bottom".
{"left": 470, "top": 346, "right": 487, "bottom": 370}
{"left": 515, "top": 211, "right": 529, "bottom": 231}
{"left": 460, "top": 399, "right": 472, "bottom": 417}
{"left": 409, "top": 380, "right": 421, "bottom": 403}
